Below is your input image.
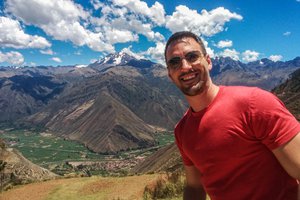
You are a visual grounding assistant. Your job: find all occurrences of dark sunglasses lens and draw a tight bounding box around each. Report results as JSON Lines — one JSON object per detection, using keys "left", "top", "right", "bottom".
{"left": 168, "top": 52, "right": 203, "bottom": 69}
{"left": 168, "top": 57, "right": 181, "bottom": 69}
{"left": 186, "top": 52, "right": 201, "bottom": 62}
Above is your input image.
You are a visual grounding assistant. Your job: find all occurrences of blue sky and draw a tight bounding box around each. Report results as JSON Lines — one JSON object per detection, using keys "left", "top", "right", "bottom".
{"left": 0, "top": 0, "right": 300, "bottom": 67}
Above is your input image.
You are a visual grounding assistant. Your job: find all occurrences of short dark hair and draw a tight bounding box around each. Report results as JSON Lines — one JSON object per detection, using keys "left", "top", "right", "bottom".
{"left": 164, "top": 31, "right": 207, "bottom": 62}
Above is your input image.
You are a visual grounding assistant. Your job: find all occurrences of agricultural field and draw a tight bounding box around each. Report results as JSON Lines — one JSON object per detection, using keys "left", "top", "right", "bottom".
{"left": 0, "top": 129, "right": 106, "bottom": 165}
{"left": 0, "top": 127, "right": 175, "bottom": 175}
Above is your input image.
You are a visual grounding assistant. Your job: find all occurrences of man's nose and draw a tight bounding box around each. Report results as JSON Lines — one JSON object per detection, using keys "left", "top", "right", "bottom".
{"left": 181, "top": 59, "right": 192, "bottom": 70}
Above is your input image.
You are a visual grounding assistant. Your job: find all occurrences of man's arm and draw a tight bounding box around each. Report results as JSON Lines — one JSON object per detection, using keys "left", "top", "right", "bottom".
{"left": 184, "top": 165, "right": 206, "bottom": 200}
{"left": 272, "top": 131, "right": 300, "bottom": 199}
{"left": 272, "top": 132, "right": 300, "bottom": 179}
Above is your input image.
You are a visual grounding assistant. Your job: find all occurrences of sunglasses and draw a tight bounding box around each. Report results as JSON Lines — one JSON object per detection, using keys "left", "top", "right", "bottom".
{"left": 167, "top": 51, "right": 205, "bottom": 70}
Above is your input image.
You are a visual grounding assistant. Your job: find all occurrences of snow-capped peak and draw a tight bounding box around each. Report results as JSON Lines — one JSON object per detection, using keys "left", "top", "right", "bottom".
{"left": 97, "top": 52, "right": 136, "bottom": 65}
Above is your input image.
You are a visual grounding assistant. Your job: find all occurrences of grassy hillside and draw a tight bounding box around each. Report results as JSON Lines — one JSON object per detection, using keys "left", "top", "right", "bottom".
{"left": 0, "top": 174, "right": 183, "bottom": 200}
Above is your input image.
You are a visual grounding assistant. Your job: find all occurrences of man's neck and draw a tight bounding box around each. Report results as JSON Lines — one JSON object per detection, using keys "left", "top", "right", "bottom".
{"left": 185, "top": 83, "right": 219, "bottom": 113}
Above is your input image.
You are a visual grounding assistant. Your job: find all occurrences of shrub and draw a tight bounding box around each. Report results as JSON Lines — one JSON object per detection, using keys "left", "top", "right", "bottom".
{"left": 143, "top": 171, "right": 185, "bottom": 200}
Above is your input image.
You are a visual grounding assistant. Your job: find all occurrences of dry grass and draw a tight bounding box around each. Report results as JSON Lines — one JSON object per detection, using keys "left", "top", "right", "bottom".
{"left": 143, "top": 172, "right": 184, "bottom": 200}
{"left": 0, "top": 174, "right": 162, "bottom": 200}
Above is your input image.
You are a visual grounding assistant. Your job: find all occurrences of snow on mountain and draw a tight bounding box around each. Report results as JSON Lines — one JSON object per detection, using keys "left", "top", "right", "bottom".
{"left": 75, "top": 64, "right": 88, "bottom": 68}
{"left": 88, "top": 52, "right": 158, "bottom": 71}
{"left": 97, "top": 52, "right": 136, "bottom": 66}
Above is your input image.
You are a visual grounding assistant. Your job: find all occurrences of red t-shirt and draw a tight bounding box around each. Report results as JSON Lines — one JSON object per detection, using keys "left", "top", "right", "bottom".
{"left": 175, "top": 86, "right": 300, "bottom": 200}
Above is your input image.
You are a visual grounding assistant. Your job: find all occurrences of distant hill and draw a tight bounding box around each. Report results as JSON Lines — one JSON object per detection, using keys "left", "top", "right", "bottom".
{"left": 25, "top": 83, "right": 157, "bottom": 153}
{"left": 212, "top": 56, "right": 300, "bottom": 90}
{"left": 131, "top": 143, "right": 183, "bottom": 174}
{"left": 0, "top": 139, "right": 57, "bottom": 190}
{"left": 272, "top": 68, "right": 300, "bottom": 121}
{"left": 0, "top": 53, "right": 300, "bottom": 153}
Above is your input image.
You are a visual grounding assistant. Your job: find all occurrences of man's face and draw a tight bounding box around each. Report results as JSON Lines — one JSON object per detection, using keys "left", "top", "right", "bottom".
{"left": 166, "top": 37, "right": 212, "bottom": 96}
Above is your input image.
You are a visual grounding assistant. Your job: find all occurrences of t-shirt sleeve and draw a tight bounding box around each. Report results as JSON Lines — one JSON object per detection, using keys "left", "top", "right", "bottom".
{"left": 174, "top": 124, "right": 194, "bottom": 166}
{"left": 248, "top": 88, "right": 300, "bottom": 150}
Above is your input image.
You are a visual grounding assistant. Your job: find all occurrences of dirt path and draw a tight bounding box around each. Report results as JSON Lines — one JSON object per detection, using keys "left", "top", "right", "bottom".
{"left": 0, "top": 174, "right": 161, "bottom": 200}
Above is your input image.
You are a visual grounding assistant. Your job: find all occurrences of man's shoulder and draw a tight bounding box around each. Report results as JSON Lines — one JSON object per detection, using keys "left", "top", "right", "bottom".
{"left": 220, "top": 85, "right": 269, "bottom": 100}
{"left": 221, "top": 85, "right": 262, "bottom": 94}
{"left": 174, "top": 109, "right": 191, "bottom": 132}
{"left": 223, "top": 85, "right": 277, "bottom": 101}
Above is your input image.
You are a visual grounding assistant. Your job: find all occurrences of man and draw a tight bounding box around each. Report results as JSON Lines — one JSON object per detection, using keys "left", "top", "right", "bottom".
{"left": 165, "top": 31, "right": 300, "bottom": 200}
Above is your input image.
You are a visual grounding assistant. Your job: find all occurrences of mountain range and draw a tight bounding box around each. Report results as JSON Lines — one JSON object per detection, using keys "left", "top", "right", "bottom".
{"left": 0, "top": 53, "right": 300, "bottom": 153}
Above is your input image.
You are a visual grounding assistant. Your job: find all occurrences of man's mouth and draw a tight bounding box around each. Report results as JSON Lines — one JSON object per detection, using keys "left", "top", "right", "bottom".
{"left": 180, "top": 72, "right": 199, "bottom": 82}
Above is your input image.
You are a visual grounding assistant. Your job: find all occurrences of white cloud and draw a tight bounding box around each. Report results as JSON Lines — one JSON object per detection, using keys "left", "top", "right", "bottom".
{"left": 111, "top": 0, "right": 166, "bottom": 26}
{"left": 5, "top": 0, "right": 114, "bottom": 53}
{"left": 145, "top": 42, "right": 165, "bottom": 65}
{"left": 201, "top": 38, "right": 215, "bottom": 58}
{"left": 5, "top": 0, "right": 89, "bottom": 25}
{"left": 4, "top": 0, "right": 165, "bottom": 52}
{"left": 90, "top": 0, "right": 103, "bottom": 10}
{"left": 206, "top": 47, "right": 215, "bottom": 58}
{"left": 166, "top": 6, "right": 242, "bottom": 36}
{"left": 51, "top": 57, "right": 62, "bottom": 63}
{"left": 91, "top": 2, "right": 165, "bottom": 43}
{"left": 216, "top": 40, "right": 233, "bottom": 48}
{"left": 109, "top": 17, "right": 164, "bottom": 42}
{"left": 219, "top": 49, "right": 240, "bottom": 60}
{"left": 104, "top": 28, "right": 139, "bottom": 44}
{"left": 283, "top": 31, "right": 291, "bottom": 36}
{"left": 40, "top": 49, "right": 54, "bottom": 55}
{"left": 269, "top": 55, "right": 283, "bottom": 62}
{"left": 242, "top": 50, "right": 260, "bottom": 62}
{"left": 0, "top": 51, "right": 24, "bottom": 65}
{"left": 120, "top": 46, "right": 145, "bottom": 60}
{"left": 3, "top": 0, "right": 244, "bottom": 65}
{"left": 0, "top": 16, "right": 51, "bottom": 49}
{"left": 29, "top": 62, "right": 37, "bottom": 67}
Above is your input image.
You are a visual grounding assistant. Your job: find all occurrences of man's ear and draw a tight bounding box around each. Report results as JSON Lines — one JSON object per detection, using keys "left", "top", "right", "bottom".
{"left": 205, "top": 55, "right": 212, "bottom": 70}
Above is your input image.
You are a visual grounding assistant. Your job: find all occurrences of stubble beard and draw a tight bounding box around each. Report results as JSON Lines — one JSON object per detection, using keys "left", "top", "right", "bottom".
{"left": 181, "top": 80, "right": 207, "bottom": 96}
{"left": 180, "top": 71, "right": 209, "bottom": 96}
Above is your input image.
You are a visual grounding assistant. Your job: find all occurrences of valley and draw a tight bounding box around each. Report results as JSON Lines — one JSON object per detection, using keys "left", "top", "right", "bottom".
{"left": 0, "top": 127, "right": 174, "bottom": 176}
